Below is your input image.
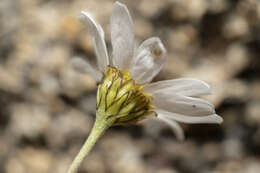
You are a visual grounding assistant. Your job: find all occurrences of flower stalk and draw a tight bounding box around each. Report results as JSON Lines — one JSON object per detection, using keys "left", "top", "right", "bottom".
{"left": 66, "top": 115, "right": 112, "bottom": 173}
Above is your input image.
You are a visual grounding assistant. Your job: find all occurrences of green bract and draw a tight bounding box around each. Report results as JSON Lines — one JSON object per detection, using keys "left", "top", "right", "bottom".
{"left": 97, "top": 67, "right": 153, "bottom": 126}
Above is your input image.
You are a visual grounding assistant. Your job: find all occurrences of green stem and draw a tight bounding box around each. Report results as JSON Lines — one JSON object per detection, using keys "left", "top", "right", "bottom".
{"left": 66, "top": 117, "right": 110, "bottom": 173}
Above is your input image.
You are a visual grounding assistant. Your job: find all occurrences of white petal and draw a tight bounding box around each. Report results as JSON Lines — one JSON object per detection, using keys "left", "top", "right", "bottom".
{"left": 155, "top": 109, "right": 223, "bottom": 124}
{"left": 78, "top": 11, "right": 109, "bottom": 72}
{"left": 156, "top": 114, "right": 184, "bottom": 141}
{"left": 70, "top": 57, "right": 102, "bottom": 82}
{"left": 110, "top": 2, "right": 134, "bottom": 70}
{"left": 130, "top": 37, "right": 167, "bottom": 84}
{"left": 152, "top": 93, "right": 215, "bottom": 116}
{"left": 143, "top": 78, "right": 211, "bottom": 96}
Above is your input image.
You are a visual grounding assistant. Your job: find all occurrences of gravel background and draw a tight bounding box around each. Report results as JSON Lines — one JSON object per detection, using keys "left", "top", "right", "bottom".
{"left": 1, "top": 0, "right": 260, "bottom": 173}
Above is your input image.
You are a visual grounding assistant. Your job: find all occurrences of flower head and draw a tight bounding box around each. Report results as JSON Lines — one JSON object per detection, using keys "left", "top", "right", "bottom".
{"left": 72, "top": 1, "right": 223, "bottom": 140}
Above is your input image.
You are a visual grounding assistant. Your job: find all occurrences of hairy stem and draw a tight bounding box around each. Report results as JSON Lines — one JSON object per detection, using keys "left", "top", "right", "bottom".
{"left": 66, "top": 117, "right": 110, "bottom": 173}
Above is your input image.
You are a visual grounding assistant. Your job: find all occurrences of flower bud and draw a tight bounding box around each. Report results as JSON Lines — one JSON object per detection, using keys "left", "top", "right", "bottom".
{"left": 96, "top": 67, "right": 153, "bottom": 125}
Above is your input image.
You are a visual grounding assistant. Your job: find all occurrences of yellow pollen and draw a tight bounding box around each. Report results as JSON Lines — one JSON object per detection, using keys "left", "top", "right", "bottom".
{"left": 123, "top": 71, "right": 131, "bottom": 80}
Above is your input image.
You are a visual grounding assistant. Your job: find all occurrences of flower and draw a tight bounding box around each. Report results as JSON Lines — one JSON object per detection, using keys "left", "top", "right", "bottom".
{"left": 67, "top": 2, "right": 224, "bottom": 173}
{"left": 72, "top": 1, "right": 223, "bottom": 141}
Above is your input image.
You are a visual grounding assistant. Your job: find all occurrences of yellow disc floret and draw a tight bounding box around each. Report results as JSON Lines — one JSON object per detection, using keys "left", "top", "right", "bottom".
{"left": 96, "top": 67, "right": 153, "bottom": 125}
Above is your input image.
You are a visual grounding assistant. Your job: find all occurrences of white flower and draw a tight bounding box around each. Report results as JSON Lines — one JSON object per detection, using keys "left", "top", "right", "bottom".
{"left": 72, "top": 1, "right": 223, "bottom": 141}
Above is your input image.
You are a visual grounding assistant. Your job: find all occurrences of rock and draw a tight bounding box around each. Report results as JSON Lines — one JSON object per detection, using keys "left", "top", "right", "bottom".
{"left": 169, "top": 25, "right": 198, "bottom": 52}
{"left": 46, "top": 108, "right": 93, "bottom": 148}
{"left": 134, "top": 19, "right": 153, "bottom": 39}
{"left": 139, "top": 0, "right": 170, "bottom": 18}
{"left": 245, "top": 100, "right": 260, "bottom": 125}
{"left": 100, "top": 133, "right": 148, "bottom": 173}
{"left": 249, "top": 81, "right": 260, "bottom": 100}
{"left": 216, "top": 159, "right": 243, "bottom": 173}
{"left": 223, "top": 15, "right": 249, "bottom": 39}
{"left": 201, "top": 142, "right": 221, "bottom": 161}
{"left": 221, "top": 138, "right": 244, "bottom": 159}
{"left": 171, "top": 0, "right": 208, "bottom": 21}
{"left": 5, "top": 148, "right": 52, "bottom": 173}
{"left": 9, "top": 103, "right": 51, "bottom": 139}
{"left": 81, "top": 151, "right": 106, "bottom": 173}
{"left": 208, "top": 0, "right": 230, "bottom": 13}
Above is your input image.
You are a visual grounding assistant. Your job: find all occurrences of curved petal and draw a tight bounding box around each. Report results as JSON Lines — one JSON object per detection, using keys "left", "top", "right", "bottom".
{"left": 155, "top": 109, "right": 223, "bottom": 124}
{"left": 156, "top": 114, "right": 184, "bottom": 141}
{"left": 152, "top": 93, "right": 216, "bottom": 116}
{"left": 110, "top": 2, "right": 134, "bottom": 70}
{"left": 130, "top": 37, "right": 167, "bottom": 84}
{"left": 70, "top": 57, "right": 102, "bottom": 82}
{"left": 143, "top": 78, "right": 211, "bottom": 96}
{"left": 78, "top": 11, "right": 109, "bottom": 72}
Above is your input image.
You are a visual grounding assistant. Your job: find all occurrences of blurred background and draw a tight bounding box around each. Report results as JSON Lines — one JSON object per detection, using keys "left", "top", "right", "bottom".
{"left": 0, "top": 0, "right": 260, "bottom": 172}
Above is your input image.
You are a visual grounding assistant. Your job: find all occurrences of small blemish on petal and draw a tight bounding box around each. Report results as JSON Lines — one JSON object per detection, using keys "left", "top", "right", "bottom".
{"left": 152, "top": 49, "right": 162, "bottom": 57}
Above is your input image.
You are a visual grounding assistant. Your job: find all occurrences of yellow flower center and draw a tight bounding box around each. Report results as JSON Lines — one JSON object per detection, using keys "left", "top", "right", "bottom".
{"left": 96, "top": 67, "right": 153, "bottom": 125}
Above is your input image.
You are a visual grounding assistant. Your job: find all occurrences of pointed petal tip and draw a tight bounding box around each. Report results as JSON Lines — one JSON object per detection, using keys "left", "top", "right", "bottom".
{"left": 114, "top": 1, "right": 126, "bottom": 8}
{"left": 200, "top": 80, "right": 212, "bottom": 94}
{"left": 214, "top": 114, "right": 223, "bottom": 124}
{"left": 77, "top": 11, "right": 88, "bottom": 21}
{"left": 78, "top": 11, "right": 96, "bottom": 25}
{"left": 113, "top": 1, "right": 131, "bottom": 19}
{"left": 77, "top": 11, "right": 93, "bottom": 26}
{"left": 207, "top": 114, "right": 223, "bottom": 124}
